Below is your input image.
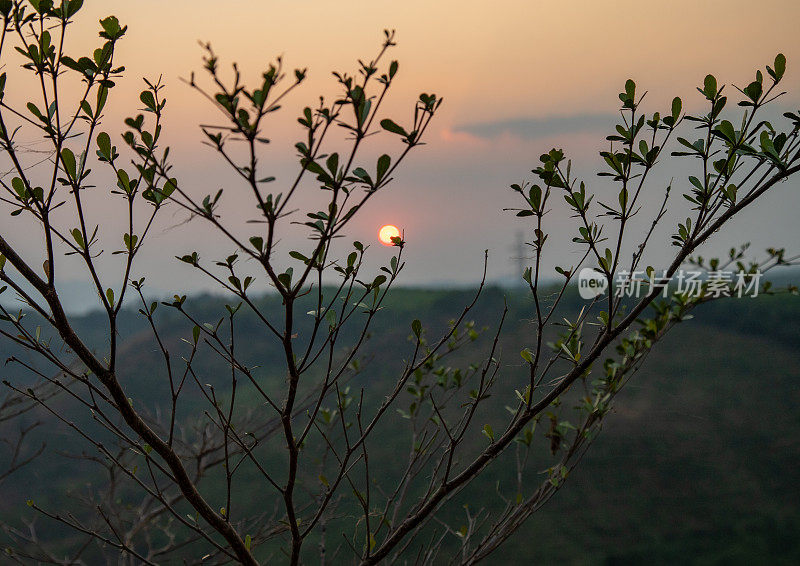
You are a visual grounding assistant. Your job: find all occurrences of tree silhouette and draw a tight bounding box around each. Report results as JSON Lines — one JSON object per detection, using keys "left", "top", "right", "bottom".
{"left": 0, "top": 1, "right": 798, "bottom": 563}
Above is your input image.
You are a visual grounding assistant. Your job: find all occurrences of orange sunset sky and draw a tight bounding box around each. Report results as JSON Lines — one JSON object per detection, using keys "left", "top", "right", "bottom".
{"left": 2, "top": 0, "right": 800, "bottom": 307}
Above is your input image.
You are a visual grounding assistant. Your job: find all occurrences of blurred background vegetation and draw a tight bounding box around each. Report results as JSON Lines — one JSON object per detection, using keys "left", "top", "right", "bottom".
{"left": 1, "top": 282, "right": 798, "bottom": 564}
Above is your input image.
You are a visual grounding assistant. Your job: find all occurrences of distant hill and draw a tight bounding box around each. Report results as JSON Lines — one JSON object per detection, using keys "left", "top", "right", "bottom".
{"left": 0, "top": 287, "right": 798, "bottom": 564}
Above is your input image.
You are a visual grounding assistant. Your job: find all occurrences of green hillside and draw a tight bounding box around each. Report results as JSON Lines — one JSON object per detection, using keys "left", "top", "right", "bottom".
{"left": 0, "top": 287, "right": 798, "bottom": 564}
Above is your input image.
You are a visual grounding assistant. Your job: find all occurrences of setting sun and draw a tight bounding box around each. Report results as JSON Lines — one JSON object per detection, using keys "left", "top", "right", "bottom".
{"left": 378, "top": 224, "right": 401, "bottom": 246}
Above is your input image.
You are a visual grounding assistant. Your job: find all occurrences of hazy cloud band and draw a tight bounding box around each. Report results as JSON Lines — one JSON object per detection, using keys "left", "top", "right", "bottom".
{"left": 454, "top": 113, "right": 617, "bottom": 140}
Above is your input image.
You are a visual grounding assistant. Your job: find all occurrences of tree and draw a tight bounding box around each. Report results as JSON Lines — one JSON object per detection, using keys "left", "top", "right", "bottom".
{"left": 0, "top": 1, "right": 798, "bottom": 563}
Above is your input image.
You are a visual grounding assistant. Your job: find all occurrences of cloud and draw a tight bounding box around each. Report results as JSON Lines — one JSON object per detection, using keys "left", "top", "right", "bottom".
{"left": 453, "top": 113, "right": 619, "bottom": 140}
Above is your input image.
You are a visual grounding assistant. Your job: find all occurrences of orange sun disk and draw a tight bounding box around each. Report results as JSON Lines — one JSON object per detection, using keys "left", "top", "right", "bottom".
{"left": 378, "top": 224, "right": 401, "bottom": 246}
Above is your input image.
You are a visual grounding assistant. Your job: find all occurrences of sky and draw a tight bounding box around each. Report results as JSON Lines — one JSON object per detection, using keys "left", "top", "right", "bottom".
{"left": 2, "top": 0, "right": 800, "bottom": 310}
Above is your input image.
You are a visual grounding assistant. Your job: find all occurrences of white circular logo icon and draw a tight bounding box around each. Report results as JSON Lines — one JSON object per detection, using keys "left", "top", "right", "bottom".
{"left": 578, "top": 267, "right": 608, "bottom": 299}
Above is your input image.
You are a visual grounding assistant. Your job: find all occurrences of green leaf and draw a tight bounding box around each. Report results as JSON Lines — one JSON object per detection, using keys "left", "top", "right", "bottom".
{"left": 11, "top": 177, "right": 26, "bottom": 199}
{"left": 27, "top": 102, "right": 44, "bottom": 121}
{"left": 625, "top": 79, "right": 635, "bottom": 100}
{"left": 116, "top": 169, "right": 131, "bottom": 194}
{"left": 326, "top": 308, "right": 337, "bottom": 328}
{"left": 96, "top": 131, "right": 111, "bottom": 160}
{"left": 99, "top": 15, "right": 126, "bottom": 40}
{"left": 702, "top": 74, "right": 717, "bottom": 99}
{"left": 411, "top": 319, "right": 422, "bottom": 338}
{"left": 289, "top": 250, "right": 309, "bottom": 263}
{"left": 743, "top": 80, "right": 762, "bottom": 103}
{"left": 665, "top": 96, "right": 681, "bottom": 127}
{"left": 158, "top": 178, "right": 177, "bottom": 202}
{"left": 529, "top": 184, "right": 542, "bottom": 210}
{"left": 303, "top": 158, "right": 327, "bottom": 178}
{"left": 277, "top": 269, "right": 292, "bottom": 289}
{"left": 123, "top": 232, "right": 137, "bottom": 251}
{"left": 96, "top": 85, "right": 108, "bottom": 114}
{"left": 249, "top": 236, "right": 264, "bottom": 252}
{"left": 70, "top": 228, "right": 85, "bottom": 249}
{"left": 619, "top": 79, "right": 636, "bottom": 108}
{"left": 352, "top": 167, "right": 371, "bottom": 183}
{"left": 326, "top": 152, "right": 339, "bottom": 175}
{"left": 93, "top": 44, "right": 110, "bottom": 68}
{"left": 30, "top": 0, "right": 51, "bottom": 14}
{"left": 618, "top": 187, "right": 628, "bottom": 211}
{"left": 59, "top": 55, "right": 83, "bottom": 73}
{"left": 759, "top": 130, "right": 779, "bottom": 159}
{"left": 380, "top": 118, "right": 407, "bottom": 136}
{"left": 522, "top": 266, "right": 532, "bottom": 284}
{"left": 376, "top": 154, "right": 390, "bottom": 182}
{"left": 520, "top": 348, "right": 533, "bottom": 363}
{"left": 65, "top": 0, "right": 84, "bottom": 17}
{"left": 712, "top": 120, "right": 737, "bottom": 144}
{"left": 774, "top": 53, "right": 786, "bottom": 81}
